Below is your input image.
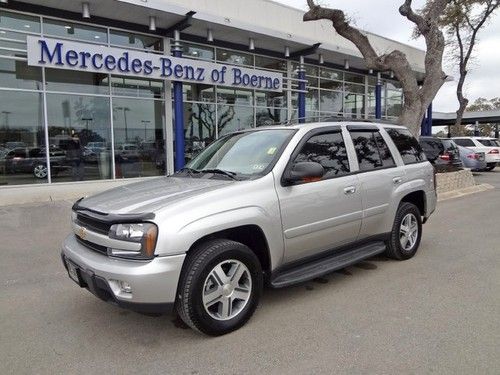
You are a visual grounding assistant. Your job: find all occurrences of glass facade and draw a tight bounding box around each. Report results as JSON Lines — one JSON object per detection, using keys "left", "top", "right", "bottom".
{"left": 0, "top": 8, "right": 403, "bottom": 187}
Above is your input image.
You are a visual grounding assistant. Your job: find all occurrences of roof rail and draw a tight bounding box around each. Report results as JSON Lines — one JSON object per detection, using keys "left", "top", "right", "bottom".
{"left": 278, "top": 115, "right": 374, "bottom": 126}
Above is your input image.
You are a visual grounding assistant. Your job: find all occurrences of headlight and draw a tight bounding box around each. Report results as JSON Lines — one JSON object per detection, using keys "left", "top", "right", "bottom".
{"left": 108, "top": 222, "right": 158, "bottom": 260}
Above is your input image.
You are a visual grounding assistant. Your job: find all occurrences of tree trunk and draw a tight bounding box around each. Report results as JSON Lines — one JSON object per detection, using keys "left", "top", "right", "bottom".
{"left": 398, "top": 100, "right": 425, "bottom": 136}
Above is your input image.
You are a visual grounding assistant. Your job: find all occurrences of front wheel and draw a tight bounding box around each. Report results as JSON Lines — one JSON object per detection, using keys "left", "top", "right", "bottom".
{"left": 385, "top": 202, "right": 422, "bottom": 260}
{"left": 176, "top": 239, "right": 263, "bottom": 336}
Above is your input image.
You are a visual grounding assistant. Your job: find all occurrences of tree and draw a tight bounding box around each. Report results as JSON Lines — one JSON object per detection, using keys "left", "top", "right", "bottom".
{"left": 440, "top": 0, "right": 500, "bottom": 128}
{"left": 303, "top": 0, "right": 449, "bottom": 136}
{"left": 467, "top": 96, "right": 500, "bottom": 136}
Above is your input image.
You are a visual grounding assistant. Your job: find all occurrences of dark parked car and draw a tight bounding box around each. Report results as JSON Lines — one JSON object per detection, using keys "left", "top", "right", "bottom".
{"left": 419, "top": 137, "right": 462, "bottom": 172}
{"left": 3, "top": 147, "right": 68, "bottom": 179}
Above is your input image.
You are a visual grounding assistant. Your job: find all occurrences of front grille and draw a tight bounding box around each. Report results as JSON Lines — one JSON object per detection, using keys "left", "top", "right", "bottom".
{"left": 76, "top": 235, "right": 108, "bottom": 255}
{"left": 76, "top": 214, "right": 111, "bottom": 235}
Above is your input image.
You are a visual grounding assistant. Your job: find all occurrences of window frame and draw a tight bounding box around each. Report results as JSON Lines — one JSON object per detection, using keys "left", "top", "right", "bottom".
{"left": 281, "top": 126, "right": 352, "bottom": 186}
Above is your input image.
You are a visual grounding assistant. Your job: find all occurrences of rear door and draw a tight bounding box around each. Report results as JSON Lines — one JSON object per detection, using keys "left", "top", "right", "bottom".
{"left": 347, "top": 126, "right": 403, "bottom": 238}
{"left": 275, "top": 127, "right": 363, "bottom": 263}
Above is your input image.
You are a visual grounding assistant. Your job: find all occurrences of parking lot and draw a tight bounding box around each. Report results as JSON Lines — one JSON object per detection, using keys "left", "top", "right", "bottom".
{"left": 1, "top": 170, "right": 499, "bottom": 375}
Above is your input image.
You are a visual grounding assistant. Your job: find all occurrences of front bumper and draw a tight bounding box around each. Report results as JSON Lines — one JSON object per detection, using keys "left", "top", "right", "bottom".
{"left": 61, "top": 234, "right": 185, "bottom": 314}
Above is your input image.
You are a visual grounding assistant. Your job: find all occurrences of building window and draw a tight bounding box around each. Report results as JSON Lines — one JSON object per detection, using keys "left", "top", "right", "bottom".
{"left": 184, "top": 102, "right": 216, "bottom": 163}
{"left": 43, "top": 19, "right": 108, "bottom": 44}
{"left": 110, "top": 30, "right": 162, "bottom": 52}
{"left": 0, "top": 58, "right": 42, "bottom": 90}
{"left": 216, "top": 48, "right": 253, "bottom": 66}
{"left": 45, "top": 68, "right": 109, "bottom": 95}
{"left": 111, "top": 75, "right": 164, "bottom": 99}
{"left": 0, "top": 90, "right": 45, "bottom": 185}
{"left": 0, "top": 10, "right": 40, "bottom": 33}
{"left": 217, "top": 105, "right": 254, "bottom": 137}
{"left": 46, "top": 93, "right": 112, "bottom": 182}
{"left": 112, "top": 98, "right": 166, "bottom": 177}
{"left": 182, "top": 42, "right": 214, "bottom": 61}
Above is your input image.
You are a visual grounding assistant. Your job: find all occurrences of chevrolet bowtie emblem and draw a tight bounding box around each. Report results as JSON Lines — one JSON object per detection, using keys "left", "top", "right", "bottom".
{"left": 78, "top": 226, "right": 87, "bottom": 240}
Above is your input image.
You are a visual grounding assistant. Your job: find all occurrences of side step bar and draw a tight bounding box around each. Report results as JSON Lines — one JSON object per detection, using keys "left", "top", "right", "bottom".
{"left": 270, "top": 241, "right": 387, "bottom": 288}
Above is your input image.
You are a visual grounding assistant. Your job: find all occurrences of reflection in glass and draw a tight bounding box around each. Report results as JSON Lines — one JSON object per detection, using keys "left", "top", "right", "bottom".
{"left": 256, "top": 107, "right": 286, "bottom": 126}
{"left": 0, "top": 90, "right": 45, "bottom": 185}
{"left": 110, "top": 30, "right": 162, "bottom": 51}
{"left": 216, "top": 49, "right": 253, "bottom": 66}
{"left": 183, "top": 83, "right": 215, "bottom": 102}
{"left": 255, "top": 90, "right": 286, "bottom": 108}
{"left": 0, "top": 58, "right": 42, "bottom": 90}
{"left": 254, "top": 55, "right": 286, "bottom": 71}
{"left": 216, "top": 87, "right": 253, "bottom": 106}
{"left": 113, "top": 98, "right": 166, "bottom": 177}
{"left": 344, "top": 93, "right": 365, "bottom": 118}
{"left": 320, "top": 90, "right": 343, "bottom": 113}
{"left": 182, "top": 42, "right": 214, "bottom": 61}
{"left": 217, "top": 105, "right": 254, "bottom": 137}
{"left": 45, "top": 68, "right": 109, "bottom": 95}
{"left": 294, "top": 132, "right": 350, "bottom": 179}
{"left": 111, "top": 75, "right": 163, "bottom": 98}
{"left": 184, "top": 103, "right": 216, "bottom": 162}
{"left": 0, "top": 11, "right": 40, "bottom": 33}
{"left": 43, "top": 19, "right": 108, "bottom": 43}
{"left": 46, "top": 94, "right": 111, "bottom": 181}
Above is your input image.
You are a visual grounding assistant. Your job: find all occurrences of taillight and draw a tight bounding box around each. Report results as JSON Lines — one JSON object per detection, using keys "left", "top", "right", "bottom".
{"left": 439, "top": 153, "right": 451, "bottom": 161}
{"left": 488, "top": 149, "right": 499, "bottom": 154}
{"left": 467, "top": 153, "right": 480, "bottom": 160}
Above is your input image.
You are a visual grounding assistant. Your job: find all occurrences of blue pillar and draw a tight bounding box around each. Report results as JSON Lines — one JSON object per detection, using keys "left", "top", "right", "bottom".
{"left": 297, "top": 56, "right": 306, "bottom": 123}
{"left": 172, "top": 32, "right": 185, "bottom": 171}
{"left": 426, "top": 102, "right": 433, "bottom": 136}
{"left": 375, "top": 73, "right": 382, "bottom": 120}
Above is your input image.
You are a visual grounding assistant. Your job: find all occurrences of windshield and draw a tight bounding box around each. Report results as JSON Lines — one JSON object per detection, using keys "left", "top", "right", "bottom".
{"left": 185, "top": 129, "right": 294, "bottom": 179}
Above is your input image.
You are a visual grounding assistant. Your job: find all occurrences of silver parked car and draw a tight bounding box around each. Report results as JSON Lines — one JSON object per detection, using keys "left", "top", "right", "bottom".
{"left": 61, "top": 122, "right": 437, "bottom": 335}
{"left": 456, "top": 144, "right": 486, "bottom": 171}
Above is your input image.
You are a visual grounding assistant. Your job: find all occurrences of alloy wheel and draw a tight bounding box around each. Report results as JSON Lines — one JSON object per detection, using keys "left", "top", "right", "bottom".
{"left": 399, "top": 213, "right": 418, "bottom": 251}
{"left": 202, "top": 259, "right": 252, "bottom": 321}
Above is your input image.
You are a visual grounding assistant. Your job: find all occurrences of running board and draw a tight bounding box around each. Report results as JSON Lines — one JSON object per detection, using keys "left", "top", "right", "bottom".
{"left": 270, "top": 241, "right": 387, "bottom": 288}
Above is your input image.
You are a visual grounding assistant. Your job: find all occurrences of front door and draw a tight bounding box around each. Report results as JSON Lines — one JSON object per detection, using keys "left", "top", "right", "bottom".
{"left": 275, "top": 129, "right": 363, "bottom": 263}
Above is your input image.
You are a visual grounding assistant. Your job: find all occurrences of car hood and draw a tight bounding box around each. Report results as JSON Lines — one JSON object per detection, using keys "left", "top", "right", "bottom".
{"left": 77, "top": 177, "right": 233, "bottom": 214}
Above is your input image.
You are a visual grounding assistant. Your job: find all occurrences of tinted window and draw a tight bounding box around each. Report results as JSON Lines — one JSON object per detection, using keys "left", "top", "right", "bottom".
{"left": 294, "top": 132, "right": 350, "bottom": 178}
{"left": 350, "top": 131, "right": 395, "bottom": 171}
{"left": 385, "top": 128, "right": 426, "bottom": 164}
{"left": 478, "top": 139, "right": 497, "bottom": 147}
{"left": 453, "top": 138, "right": 475, "bottom": 147}
{"left": 419, "top": 138, "right": 445, "bottom": 159}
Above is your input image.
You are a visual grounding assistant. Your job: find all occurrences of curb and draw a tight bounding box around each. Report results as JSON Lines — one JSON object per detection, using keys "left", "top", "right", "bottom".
{"left": 437, "top": 183, "right": 495, "bottom": 202}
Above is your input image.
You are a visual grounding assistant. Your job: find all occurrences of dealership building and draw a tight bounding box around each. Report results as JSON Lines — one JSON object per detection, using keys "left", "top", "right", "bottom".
{"left": 0, "top": 0, "right": 426, "bottom": 192}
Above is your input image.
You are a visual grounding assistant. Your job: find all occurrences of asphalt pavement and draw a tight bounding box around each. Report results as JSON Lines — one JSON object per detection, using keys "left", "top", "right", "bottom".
{"left": 1, "top": 170, "right": 499, "bottom": 374}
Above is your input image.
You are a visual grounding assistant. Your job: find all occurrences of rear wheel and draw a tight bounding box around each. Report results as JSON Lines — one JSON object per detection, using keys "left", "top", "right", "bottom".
{"left": 485, "top": 163, "right": 496, "bottom": 171}
{"left": 176, "top": 239, "right": 263, "bottom": 336}
{"left": 33, "top": 163, "right": 48, "bottom": 179}
{"left": 385, "top": 202, "right": 422, "bottom": 260}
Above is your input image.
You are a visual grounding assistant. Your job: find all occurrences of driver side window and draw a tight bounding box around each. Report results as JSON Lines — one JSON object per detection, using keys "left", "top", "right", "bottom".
{"left": 294, "top": 131, "right": 350, "bottom": 179}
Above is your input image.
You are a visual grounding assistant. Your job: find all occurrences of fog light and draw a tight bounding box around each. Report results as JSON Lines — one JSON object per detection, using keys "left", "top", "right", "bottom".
{"left": 118, "top": 280, "right": 132, "bottom": 293}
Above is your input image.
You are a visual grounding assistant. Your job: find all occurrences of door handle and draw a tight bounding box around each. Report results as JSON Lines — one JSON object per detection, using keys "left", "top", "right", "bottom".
{"left": 393, "top": 177, "right": 403, "bottom": 185}
{"left": 343, "top": 186, "right": 356, "bottom": 195}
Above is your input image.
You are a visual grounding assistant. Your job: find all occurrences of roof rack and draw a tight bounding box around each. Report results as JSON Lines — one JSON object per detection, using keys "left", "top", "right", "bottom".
{"left": 280, "top": 115, "right": 374, "bottom": 126}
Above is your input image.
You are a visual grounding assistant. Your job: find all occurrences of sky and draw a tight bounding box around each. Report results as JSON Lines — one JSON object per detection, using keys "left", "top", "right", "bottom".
{"left": 274, "top": 0, "right": 500, "bottom": 113}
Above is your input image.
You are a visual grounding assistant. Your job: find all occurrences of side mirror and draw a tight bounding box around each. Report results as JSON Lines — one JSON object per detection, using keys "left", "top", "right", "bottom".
{"left": 283, "top": 161, "right": 324, "bottom": 185}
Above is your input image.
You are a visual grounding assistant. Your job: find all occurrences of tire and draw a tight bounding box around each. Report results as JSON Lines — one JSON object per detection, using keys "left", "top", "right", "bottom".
{"left": 33, "top": 163, "right": 48, "bottom": 179}
{"left": 485, "top": 164, "right": 496, "bottom": 171}
{"left": 385, "top": 202, "right": 422, "bottom": 260}
{"left": 176, "top": 239, "right": 263, "bottom": 336}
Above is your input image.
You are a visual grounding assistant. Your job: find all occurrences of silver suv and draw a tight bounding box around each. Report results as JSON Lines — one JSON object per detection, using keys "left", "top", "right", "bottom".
{"left": 61, "top": 122, "right": 436, "bottom": 335}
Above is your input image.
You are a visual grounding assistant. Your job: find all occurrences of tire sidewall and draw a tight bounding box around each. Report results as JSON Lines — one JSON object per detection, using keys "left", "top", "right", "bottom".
{"left": 391, "top": 203, "right": 422, "bottom": 260}
{"left": 183, "top": 242, "right": 263, "bottom": 335}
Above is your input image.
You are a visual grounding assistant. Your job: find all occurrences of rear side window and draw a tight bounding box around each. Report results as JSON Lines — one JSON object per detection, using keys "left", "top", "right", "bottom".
{"left": 385, "top": 128, "right": 426, "bottom": 164}
{"left": 294, "top": 131, "right": 350, "bottom": 179}
{"left": 350, "top": 131, "right": 396, "bottom": 171}
{"left": 478, "top": 139, "right": 497, "bottom": 147}
{"left": 454, "top": 138, "right": 475, "bottom": 147}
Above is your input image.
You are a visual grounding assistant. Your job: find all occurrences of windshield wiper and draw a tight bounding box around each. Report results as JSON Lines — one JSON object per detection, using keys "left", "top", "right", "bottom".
{"left": 200, "top": 168, "right": 238, "bottom": 180}
{"left": 173, "top": 167, "right": 201, "bottom": 177}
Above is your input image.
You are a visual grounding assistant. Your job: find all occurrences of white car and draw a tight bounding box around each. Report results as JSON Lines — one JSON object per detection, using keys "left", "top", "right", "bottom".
{"left": 452, "top": 137, "right": 500, "bottom": 171}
